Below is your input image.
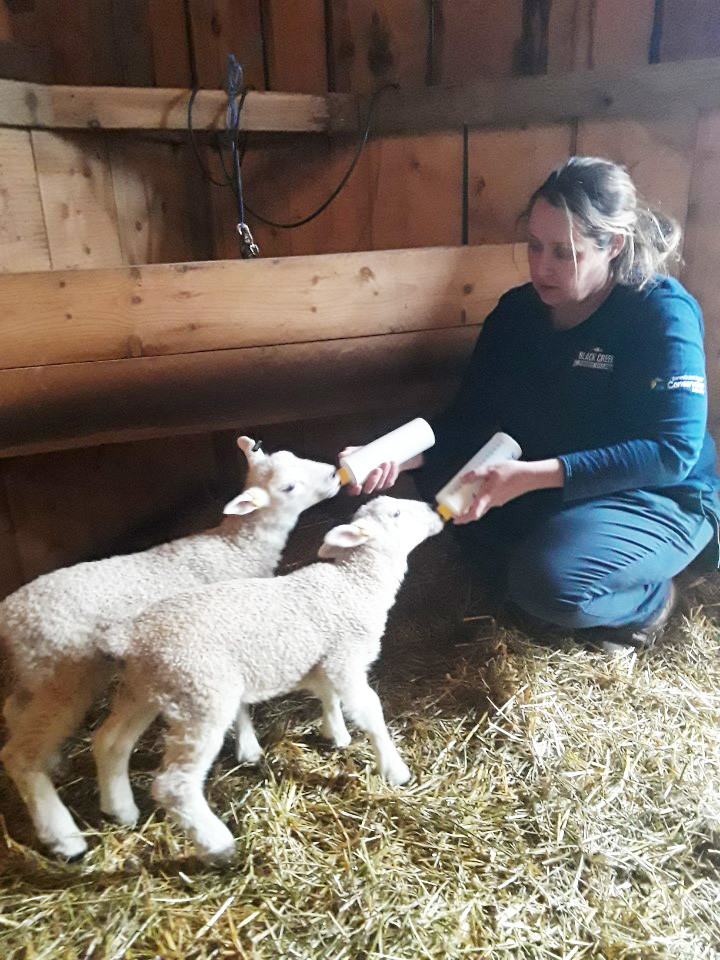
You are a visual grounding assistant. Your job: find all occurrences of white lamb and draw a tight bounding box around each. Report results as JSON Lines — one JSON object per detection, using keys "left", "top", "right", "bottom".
{"left": 0, "top": 436, "right": 340, "bottom": 858}
{"left": 86, "top": 496, "right": 444, "bottom": 862}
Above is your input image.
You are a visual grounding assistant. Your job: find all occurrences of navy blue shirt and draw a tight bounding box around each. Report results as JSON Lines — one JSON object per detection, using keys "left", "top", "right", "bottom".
{"left": 426, "top": 277, "right": 720, "bottom": 528}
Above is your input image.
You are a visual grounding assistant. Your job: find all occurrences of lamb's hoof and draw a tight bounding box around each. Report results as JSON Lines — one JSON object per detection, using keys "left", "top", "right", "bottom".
{"left": 102, "top": 801, "right": 139, "bottom": 827}
{"left": 381, "top": 759, "right": 411, "bottom": 786}
{"left": 196, "top": 821, "right": 235, "bottom": 863}
{"left": 320, "top": 725, "right": 351, "bottom": 748}
{"left": 236, "top": 747, "right": 263, "bottom": 765}
{"left": 47, "top": 832, "right": 88, "bottom": 861}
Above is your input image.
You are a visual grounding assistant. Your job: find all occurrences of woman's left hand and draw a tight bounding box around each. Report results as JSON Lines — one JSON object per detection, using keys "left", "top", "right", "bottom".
{"left": 453, "top": 458, "right": 564, "bottom": 524}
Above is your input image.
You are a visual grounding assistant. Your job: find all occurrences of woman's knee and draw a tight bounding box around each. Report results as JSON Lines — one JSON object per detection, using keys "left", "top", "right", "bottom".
{"left": 505, "top": 551, "right": 593, "bottom": 628}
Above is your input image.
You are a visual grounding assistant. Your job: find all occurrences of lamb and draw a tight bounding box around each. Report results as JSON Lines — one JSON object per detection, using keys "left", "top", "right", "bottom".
{"left": 86, "top": 495, "right": 445, "bottom": 862}
{"left": 0, "top": 436, "right": 340, "bottom": 858}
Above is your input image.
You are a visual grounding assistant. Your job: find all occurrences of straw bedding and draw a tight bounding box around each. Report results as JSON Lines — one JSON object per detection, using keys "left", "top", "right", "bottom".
{"left": 1, "top": 496, "right": 719, "bottom": 960}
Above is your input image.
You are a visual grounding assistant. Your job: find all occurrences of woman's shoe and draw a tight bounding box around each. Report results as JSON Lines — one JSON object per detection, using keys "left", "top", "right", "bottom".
{"left": 583, "top": 581, "right": 679, "bottom": 653}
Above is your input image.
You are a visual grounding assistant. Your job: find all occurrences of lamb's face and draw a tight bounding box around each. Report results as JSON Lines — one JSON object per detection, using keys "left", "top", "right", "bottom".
{"left": 249, "top": 449, "right": 341, "bottom": 513}
{"left": 355, "top": 496, "right": 445, "bottom": 553}
{"left": 319, "top": 496, "right": 444, "bottom": 560}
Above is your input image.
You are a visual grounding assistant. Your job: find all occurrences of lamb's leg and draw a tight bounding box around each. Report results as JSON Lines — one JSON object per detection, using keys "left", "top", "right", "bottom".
{"left": 153, "top": 700, "right": 239, "bottom": 862}
{"left": 333, "top": 672, "right": 410, "bottom": 785}
{"left": 234, "top": 703, "right": 263, "bottom": 764}
{"left": 0, "top": 662, "right": 106, "bottom": 859}
{"left": 5, "top": 687, "right": 67, "bottom": 777}
{"left": 93, "top": 686, "right": 158, "bottom": 826}
{"left": 300, "top": 667, "right": 351, "bottom": 748}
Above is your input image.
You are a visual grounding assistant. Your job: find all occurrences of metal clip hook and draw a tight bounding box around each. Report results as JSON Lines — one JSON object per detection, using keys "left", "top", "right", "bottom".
{"left": 238, "top": 222, "right": 260, "bottom": 258}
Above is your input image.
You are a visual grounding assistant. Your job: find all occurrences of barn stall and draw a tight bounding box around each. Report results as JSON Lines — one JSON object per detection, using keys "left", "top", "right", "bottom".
{"left": 0, "top": 3, "right": 719, "bottom": 958}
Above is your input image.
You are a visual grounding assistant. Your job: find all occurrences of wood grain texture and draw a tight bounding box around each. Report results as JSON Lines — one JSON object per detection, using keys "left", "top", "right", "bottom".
{"left": 0, "top": 245, "right": 526, "bottom": 369}
{"left": 32, "top": 130, "right": 123, "bottom": 269}
{"left": 265, "top": 0, "right": 328, "bottom": 93}
{"left": 0, "top": 326, "right": 480, "bottom": 457}
{"left": 0, "top": 128, "right": 51, "bottom": 271}
{"left": 468, "top": 125, "right": 572, "bottom": 244}
{"left": 681, "top": 111, "right": 720, "bottom": 438}
{"left": 187, "top": 0, "right": 265, "bottom": 90}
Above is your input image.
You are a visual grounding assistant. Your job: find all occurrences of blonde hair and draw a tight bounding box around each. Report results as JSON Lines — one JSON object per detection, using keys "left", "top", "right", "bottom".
{"left": 523, "top": 156, "right": 682, "bottom": 290}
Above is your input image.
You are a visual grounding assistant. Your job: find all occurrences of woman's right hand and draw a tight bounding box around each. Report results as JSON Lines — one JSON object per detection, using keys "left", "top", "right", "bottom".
{"left": 339, "top": 447, "right": 400, "bottom": 496}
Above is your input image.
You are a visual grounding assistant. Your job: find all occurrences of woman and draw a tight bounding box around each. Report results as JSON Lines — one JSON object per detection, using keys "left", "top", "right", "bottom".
{"left": 343, "top": 156, "right": 720, "bottom": 649}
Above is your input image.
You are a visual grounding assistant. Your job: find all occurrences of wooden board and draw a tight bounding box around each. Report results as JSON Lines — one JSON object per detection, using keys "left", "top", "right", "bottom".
{"left": 108, "top": 137, "right": 214, "bottom": 265}
{"left": 148, "top": 0, "right": 193, "bottom": 87}
{"left": 187, "top": 0, "right": 266, "bottom": 90}
{"left": 681, "top": 111, "right": 720, "bottom": 437}
{"left": 430, "top": 0, "right": 524, "bottom": 84}
{"left": 660, "top": 1, "right": 720, "bottom": 63}
{"left": 0, "top": 326, "right": 479, "bottom": 458}
{"left": 2, "top": 434, "right": 221, "bottom": 581}
{"left": 369, "top": 58, "right": 720, "bottom": 134}
{"left": 467, "top": 125, "right": 572, "bottom": 245}
{"left": 111, "top": 0, "right": 155, "bottom": 86}
{"left": 32, "top": 130, "right": 123, "bottom": 270}
{"left": 0, "top": 128, "right": 52, "bottom": 272}
{"left": 329, "top": 0, "right": 429, "bottom": 93}
{"left": 368, "top": 132, "right": 463, "bottom": 249}
{"left": 265, "top": 0, "right": 327, "bottom": 93}
{"left": 576, "top": 117, "right": 697, "bottom": 235}
{"left": 0, "top": 79, "right": 356, "bottom": 133}
{"left": 0, "top": 244, "right": 526, "bottom": 369}
{"left": 547, "top": 0, "right": 654, "bottom": 73}
{"left": 0, "top": 466, "right": 23, "bottom": 599}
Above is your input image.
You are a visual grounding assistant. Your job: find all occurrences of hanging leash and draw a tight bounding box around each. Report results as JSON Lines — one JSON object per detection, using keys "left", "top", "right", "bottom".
{"left": 187, "top": 57, "right": 397, "bottom": 255}
{"left": 225, "top": 54, "right": 259, "bottom": 259}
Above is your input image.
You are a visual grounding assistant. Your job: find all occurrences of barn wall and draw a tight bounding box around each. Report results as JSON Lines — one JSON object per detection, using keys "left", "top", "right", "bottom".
{"left": 0, "top": 1, "right": 718, "bottom": 597}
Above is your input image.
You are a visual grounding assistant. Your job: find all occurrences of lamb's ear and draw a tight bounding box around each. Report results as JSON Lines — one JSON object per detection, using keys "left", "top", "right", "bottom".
{"left": 317, "top": 521, "right": 374, "bottom": 558}
{"left": 223, "top": 487, "right": 270, "bottom": 516}
{"left": 237, "top": 436, "right": 265, "bottom": 464}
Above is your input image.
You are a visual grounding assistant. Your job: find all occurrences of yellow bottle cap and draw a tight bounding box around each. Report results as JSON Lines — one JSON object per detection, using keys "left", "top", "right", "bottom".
{"left": 337, "top": 466, "right": 352, "bottom": 486}
{"left": 436, "top": 503, "right": 454, "bottom": 522}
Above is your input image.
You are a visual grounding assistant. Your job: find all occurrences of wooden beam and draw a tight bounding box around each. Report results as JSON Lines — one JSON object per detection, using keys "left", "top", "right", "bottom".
{"left": 0, "top": 79, "right": 358, "bottom": 133}
{"left": 0, "top": 327, "right": 478, "bottom": 458}
{"left": 3, "top": 57, "right": 720, "bottom": 136}
{"left": 370, "top": 57, "right": 720, "bottom": 134}
{"left": 0, "top": 244, "right": 527, "bottom": 369}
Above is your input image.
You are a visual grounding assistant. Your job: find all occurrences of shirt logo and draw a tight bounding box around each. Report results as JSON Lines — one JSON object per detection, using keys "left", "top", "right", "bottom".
{"left": 572, "top": 347, "right": 614, "bottom": 372}
{"left": 650, "top": 375, "right": 705, "bottom": 395}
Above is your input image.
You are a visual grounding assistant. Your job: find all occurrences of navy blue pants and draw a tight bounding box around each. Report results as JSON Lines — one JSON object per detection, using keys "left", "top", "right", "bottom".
{"left": 450, "top": 488, "right": 714, "bottom": 630}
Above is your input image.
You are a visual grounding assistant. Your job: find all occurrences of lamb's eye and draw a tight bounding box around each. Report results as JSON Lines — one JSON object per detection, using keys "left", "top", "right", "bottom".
{"left": 282, "top": 483, "right": 296, "bottom": 493}
{"left": 393, "top": 510, "right": 401, "bottom": 518}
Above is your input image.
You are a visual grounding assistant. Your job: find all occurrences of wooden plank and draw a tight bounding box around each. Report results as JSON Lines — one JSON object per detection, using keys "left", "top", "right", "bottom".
{"left": 576, "top": 117, "right": 697, "bottom": 236}
{"left": 240, "top": 136, "right": 374, "bottom": 257}
{"left": 5, "top": 58, "right": 720, "bottom": 136}
{"left": 2, "top": 435, "right": 220, "bottom": 581}
{"left": 0, "top": 326, "right": 479, "bottom": 458}
{"left": 430, "top": 0, "right": 524, "bottom": 84}
{"left": 660, "top": 1, "right": 720, "bottom": 63}
{"left": 32, "top": 130, "right": 123, "bottom": 270}
{"left": 329, "top": 0, "right": 429, "bottom": 93}
{"left": 265, "top": 0, "right": 327, "bottom": 93}
{"left": 468, "top": 125, "right": 572, "bottom": 245}
{"left": 369, "top": 58, "right": 720, "bottom": 134}
{"left": 108, "top": 136, "right": 214, "bottom": 265}
{"left": 187, "top": 0, "right": 265, "bottom": 90}
{"left": 147, "top": 0, "right": 193, "bottom": 87}
{"left": 111, "top": 0, "right": 155, "bottom": 87}
{"left": 591, "top": 0, "right": 655, "bottom": 68}
{"left": 45, "top": 0, "right": 123, "bottom": 85}
{"left": 0, "top": 466, "right": 23, "bottom": 599}
{"left": 0, "top": 79, "right": 356, "bottom": 133}
{"left": 0, "top": 128, "right": 52, "bottom": 272}
{"left": 368, "top": 132, "right": 463, "bottom": 249}
{"left": 547, "top": 0, "right": 654, "bottom": 74}
{"left": 0, "top": 245, "right": 526, "bottom": 369}
{"left": 681, "top": 111, "right": 720, "bottom": 438}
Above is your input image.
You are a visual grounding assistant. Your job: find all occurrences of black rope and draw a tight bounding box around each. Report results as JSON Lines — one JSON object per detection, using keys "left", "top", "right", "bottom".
{"left": 188, "top": 73, "right": 397, "bottom": 234}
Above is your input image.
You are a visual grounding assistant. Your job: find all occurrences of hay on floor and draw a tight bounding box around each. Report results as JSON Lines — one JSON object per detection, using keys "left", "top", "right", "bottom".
{"left": 1, "top": 495, "right": 719, "bottom": 960}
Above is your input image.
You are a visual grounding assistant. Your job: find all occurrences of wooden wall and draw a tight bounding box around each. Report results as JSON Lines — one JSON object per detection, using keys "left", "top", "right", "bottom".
{"left": 0, "top": 1, "right": 719, "bottom": 599}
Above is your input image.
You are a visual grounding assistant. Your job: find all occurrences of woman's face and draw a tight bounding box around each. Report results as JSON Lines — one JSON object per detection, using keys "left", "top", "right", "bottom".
{"left": 527, "top": 197, "right": 619, "bottom": 308}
